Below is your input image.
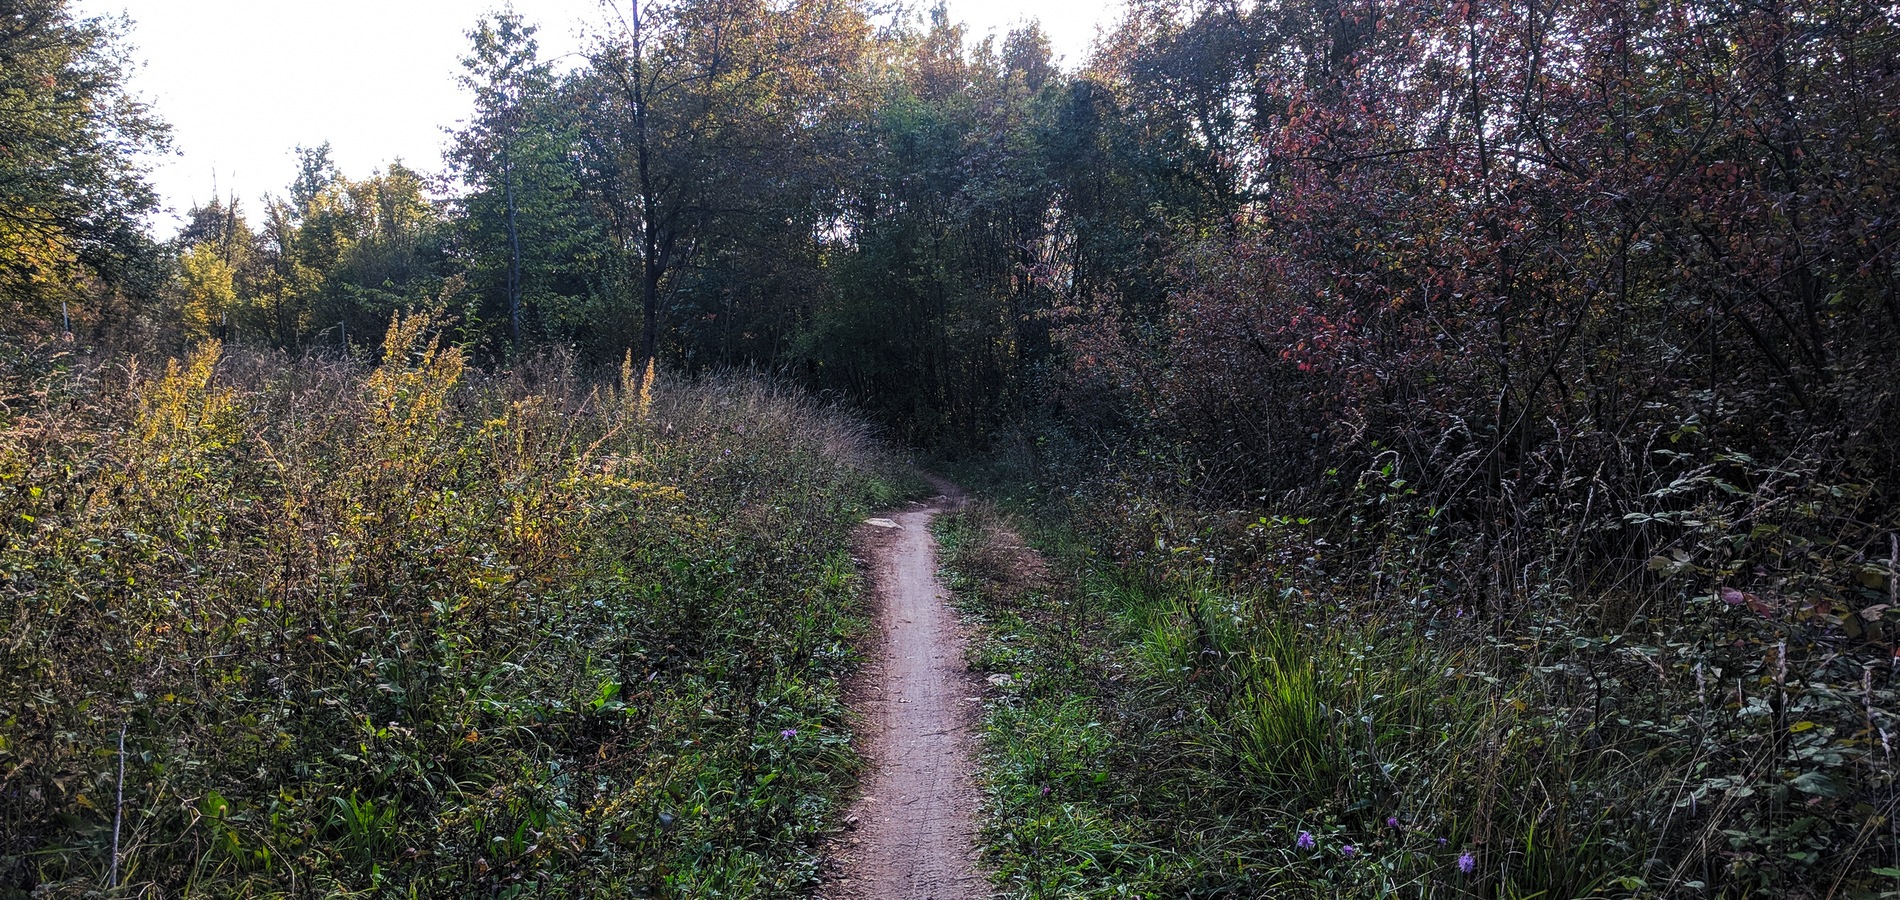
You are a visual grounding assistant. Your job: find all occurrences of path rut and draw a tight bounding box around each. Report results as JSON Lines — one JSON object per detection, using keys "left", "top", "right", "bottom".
{"left": 826, "top": 487, "right": 986, "bottom": 899}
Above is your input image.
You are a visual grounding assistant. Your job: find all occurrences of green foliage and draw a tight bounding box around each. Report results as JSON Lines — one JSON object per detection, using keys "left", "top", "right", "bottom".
{"left": 449, "top": 12, "right": 605, "bottom": 357}
{"left": 0, "top": 0, "right": 168, "bottom": 332}
{"left": 161, "top": 151, "right": 456, "bottom": 352}
{"left": 944, "top": 493, "right": 1900, "bottom": 899}
{"left": 0, "top": 318, "right": 903, "bottom": 896}
{"left": 570, "top": 0, "right": 877, "bottom": 368}
{"left": 796, "top": 13, "right": 1159, "bottom": 449}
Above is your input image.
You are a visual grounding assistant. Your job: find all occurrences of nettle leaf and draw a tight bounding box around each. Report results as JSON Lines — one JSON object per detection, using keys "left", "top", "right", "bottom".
{"left": 1788, "top": 771, "right": 1845, "bottom": 798}
{"left": 200, "top": 790, "right": 230, "bottom": 821}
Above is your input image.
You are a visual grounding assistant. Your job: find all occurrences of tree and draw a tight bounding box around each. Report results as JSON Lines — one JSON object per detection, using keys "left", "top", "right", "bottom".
{"left": 450, "top": 12, "right": 604, "bottom": 357}
{"left": 577, "top": 0, "right": 873, "bottom": 368}
{"left": 0, "top": 0, "right": 168, "bottom": 332}
{"left": 174, "top": 240, "right": 236, "bottom": 339}
{"left": 179, "top": 148, "right": 451, "bottom": 350}
{"left": 797, "top": 10, "right": 1068, "bottom": 446}
{"left": 457, "top": 13, "right": 539, "bottom": 350}
{"left": 1074, "top": 0, "right": 1900, "bottom": 618}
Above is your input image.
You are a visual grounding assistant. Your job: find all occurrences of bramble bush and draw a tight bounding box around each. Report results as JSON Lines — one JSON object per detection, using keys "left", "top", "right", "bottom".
{"left": 0, "top": 315, "right": 906, "bottom": 897}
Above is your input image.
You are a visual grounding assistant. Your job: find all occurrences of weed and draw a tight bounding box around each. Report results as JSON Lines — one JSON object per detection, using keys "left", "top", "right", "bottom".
{"left": 0, "top": 322, "right": 905, "bottom": 897}
{"left": 942, "top": 489, "right": 1899, "bottom": 899}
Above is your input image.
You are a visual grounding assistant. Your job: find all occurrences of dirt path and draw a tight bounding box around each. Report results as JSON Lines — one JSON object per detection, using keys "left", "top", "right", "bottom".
{"left": 825, "top": 484, "right": 987, "bottom": 900}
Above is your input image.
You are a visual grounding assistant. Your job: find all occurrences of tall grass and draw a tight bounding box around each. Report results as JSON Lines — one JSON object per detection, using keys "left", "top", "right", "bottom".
{"left": 0, "top": 316, "right": 906, "bottom": 897}
{"left": 941, "top": 494, "right": 1900, "bottom": 899}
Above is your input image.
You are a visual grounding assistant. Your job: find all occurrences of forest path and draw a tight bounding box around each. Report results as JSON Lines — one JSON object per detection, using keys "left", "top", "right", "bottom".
{"left": 824, "top": 479, "right": 987, "bottom": 899}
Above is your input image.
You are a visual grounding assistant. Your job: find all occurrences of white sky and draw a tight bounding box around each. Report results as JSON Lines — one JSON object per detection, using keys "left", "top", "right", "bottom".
{"left": 72, "top": 1, "right": 1123, "bottom": 237}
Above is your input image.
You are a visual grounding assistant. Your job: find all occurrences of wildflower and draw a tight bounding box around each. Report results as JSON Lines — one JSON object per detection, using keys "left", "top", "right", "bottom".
{"left": 1341, "top": 845, "right": 1357, "bottom": 858}
{"left": 1296, "top": 831, "right": 1315, "bottom": 850}
{"left": 780, "top": 728, "right": 798, "bottom": 740}
{"left": 1386, "top": 816, "right": 1400, "bottom": 829}
{"left": 1436, "top": 836, "right": 1448, "bottom": 847}
{"left": 1458, "top": 852, "right": 1475, "bottom": 874}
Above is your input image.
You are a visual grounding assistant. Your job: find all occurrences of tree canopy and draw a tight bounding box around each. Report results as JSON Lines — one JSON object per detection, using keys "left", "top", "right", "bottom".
{"left": 0, "top": 0, "right": 168, "bottom": 329}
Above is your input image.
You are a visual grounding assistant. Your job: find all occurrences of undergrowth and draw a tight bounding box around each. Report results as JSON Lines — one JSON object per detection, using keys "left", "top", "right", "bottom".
{"left": 0, "top": 316, "right": 908, "bottom": 897}
{"left": 940, "top": 488, "right": 1900, "bottom": 899}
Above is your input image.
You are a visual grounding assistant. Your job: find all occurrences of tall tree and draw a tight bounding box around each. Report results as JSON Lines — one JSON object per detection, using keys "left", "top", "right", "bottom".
{"left": 799, "top": 11, "right": 1067, "bottom": 446}
{"left": 196, "top": 149, "right": 451, "bottom": 350}
{"left": 0, "top": 0, "right": 168, "bottom": 332}
{"left": 451, "top": 12, "right": 603, "bottom": 357}
{"left": 577, "top": 0, "right": 873, "bottom": 367}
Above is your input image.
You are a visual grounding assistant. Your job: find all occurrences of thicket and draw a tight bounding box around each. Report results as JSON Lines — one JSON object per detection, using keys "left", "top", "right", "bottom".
{"left": 938, "top": 0, "right": 1900, "bottom": 895}
{"left": 0, "top": 317, "right": 905, "bottom": 897}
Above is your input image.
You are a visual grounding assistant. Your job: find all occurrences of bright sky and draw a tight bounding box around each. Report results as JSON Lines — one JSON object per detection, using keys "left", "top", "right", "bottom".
{"left": 72, "top": 0, "right": 1122, "bottom": 237}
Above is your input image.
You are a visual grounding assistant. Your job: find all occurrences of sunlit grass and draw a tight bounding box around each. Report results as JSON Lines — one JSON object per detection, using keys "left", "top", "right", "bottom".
{"left": 0, "top": 320, "right": 907, "bottom": 897}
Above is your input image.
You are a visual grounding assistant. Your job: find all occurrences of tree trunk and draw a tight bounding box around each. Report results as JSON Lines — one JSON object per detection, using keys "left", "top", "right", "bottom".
{"left": 632, "top": 0, "right": 660, "bottom": 369}
{"left": 505, "top": 128, "right": 521, "bottom": 350}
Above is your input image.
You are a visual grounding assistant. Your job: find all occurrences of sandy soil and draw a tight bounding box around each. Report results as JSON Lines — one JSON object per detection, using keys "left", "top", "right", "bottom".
{"left": 823, "top": 483, "right": 988, "bottom": 899}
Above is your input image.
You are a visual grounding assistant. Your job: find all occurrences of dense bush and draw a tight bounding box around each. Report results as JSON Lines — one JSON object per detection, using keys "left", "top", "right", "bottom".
{"left": 957, "top": 3, "right": 1900, "bottom": 892}
{"left": 1068, "top": 0, "right": 1900, "bottom": 593}
{"left": 0, "top": 317, "right": 905, "bottom": 897}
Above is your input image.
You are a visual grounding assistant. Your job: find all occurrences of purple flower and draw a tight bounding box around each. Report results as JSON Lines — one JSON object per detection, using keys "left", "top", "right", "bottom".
{"left": 780, "top": 728, "right": 798, "bottom": 740}
{"left": 1437, "top": 836, "right": 1448, "bottom": 847}
{"left": 1386, "top": 816, "right": 1400, "bottom": 829}
{"left": 1458, "top": 851, "right": 1475, "bottom": 874}
{"left": 1341, "top": 844, "right": 1357, "bottom": 858}
{"left": 1296, "top": 830, "right": 1315, "bottom": 850}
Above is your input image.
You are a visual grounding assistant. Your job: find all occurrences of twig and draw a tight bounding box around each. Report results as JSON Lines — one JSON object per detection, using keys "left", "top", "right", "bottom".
{"left": 110, "top": 721, "right": 126, "bottom": 890}
{"left": 1888, "top": 533, "right": 1896, "bottom": 609}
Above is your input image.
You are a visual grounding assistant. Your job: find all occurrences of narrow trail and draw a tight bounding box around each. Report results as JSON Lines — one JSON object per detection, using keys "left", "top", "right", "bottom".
{"left": 825, "top": 484, "right": 987, "bottom": 900}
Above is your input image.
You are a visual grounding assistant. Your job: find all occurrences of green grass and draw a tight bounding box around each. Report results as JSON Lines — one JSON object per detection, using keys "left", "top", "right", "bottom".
{"left": 939, "top": 498, "right": 1900, "bottom": 899}
{"left": 0, "top": 317, "right": 909, "bottom": 897}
